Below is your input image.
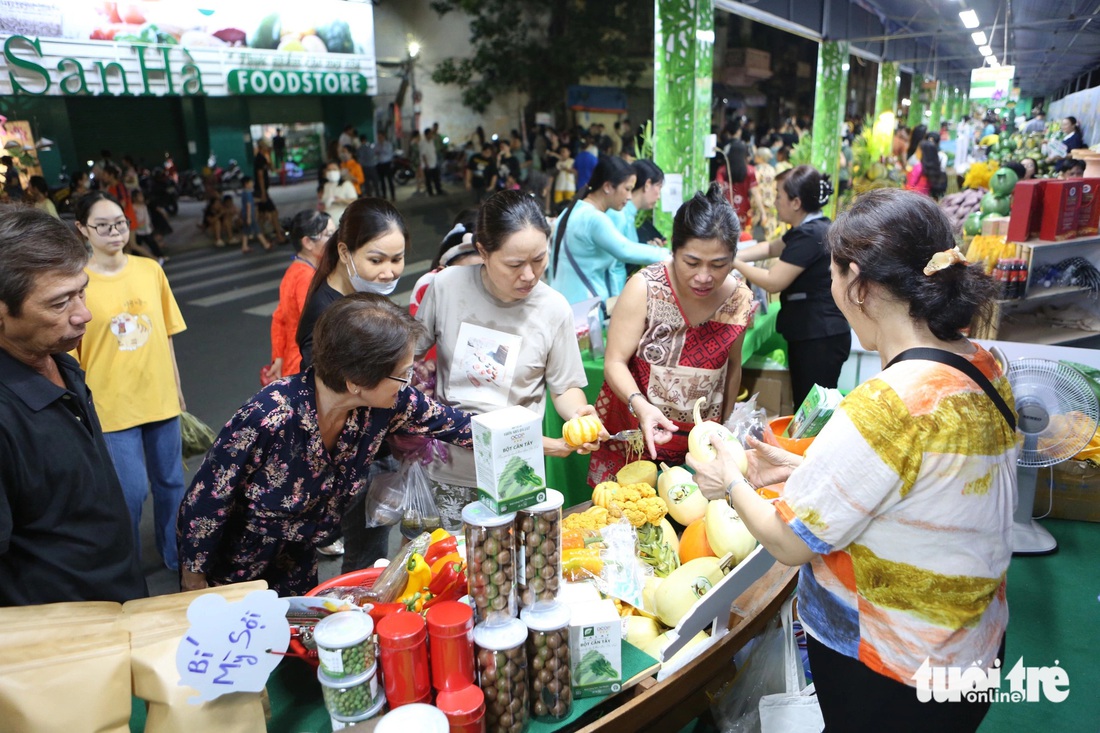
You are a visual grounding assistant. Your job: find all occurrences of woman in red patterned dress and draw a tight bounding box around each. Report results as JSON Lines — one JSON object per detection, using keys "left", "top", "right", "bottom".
{"left": 589, "top": 185, "right": 755, "bottom": 485}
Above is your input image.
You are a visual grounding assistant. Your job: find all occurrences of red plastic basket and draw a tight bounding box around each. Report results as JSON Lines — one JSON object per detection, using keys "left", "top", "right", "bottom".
{"left": 289, "top": 567, "right": 384, "bottom": 666}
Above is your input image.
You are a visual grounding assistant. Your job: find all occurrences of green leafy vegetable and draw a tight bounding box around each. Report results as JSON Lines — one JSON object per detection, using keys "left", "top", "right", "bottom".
{"left": 636, "top": 522, "right": 679, "bottom": 577}
{"left": 574, "top": 649, "right": 617, "bottom": 685}
{"left": 499, "top": 456, "right": 543, "bottom": 498}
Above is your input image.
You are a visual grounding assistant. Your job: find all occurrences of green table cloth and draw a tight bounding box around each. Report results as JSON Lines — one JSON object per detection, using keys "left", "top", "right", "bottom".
{"left": 544, "top": 305, "right": 784, "bottom": 507}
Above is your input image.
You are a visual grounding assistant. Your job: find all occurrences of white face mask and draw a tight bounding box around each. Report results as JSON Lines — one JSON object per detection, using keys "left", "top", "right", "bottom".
{"left": 326, "top": 171, "right": 341, "bottom": 183}
{"left": 346, "top": 258, "right": 399, "bottom": 295}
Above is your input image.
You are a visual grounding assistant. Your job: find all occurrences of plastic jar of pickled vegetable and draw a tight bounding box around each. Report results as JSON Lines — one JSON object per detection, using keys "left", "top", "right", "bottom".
{"left": 520, "top": 601, "right": 572, "bottom": 720}
{"left": 330, "top": 695, "right": 385, "bottom": 730}
{"left": 426, "top": 600, "right": 476, "bottom": 693}
{"left": 318, "top": 662, "right": 380, "bottom": 719}
{"left": 376, "top": 611, "right": 431, "bottom": 708}
{"left": 516, "top": 488, "right": 563, "bottom": 611}
{"left": 435, "top": 683, "right": 486, "bottom": 733}
{"left": 313, "top": 609, "right": 375, "bottom": 679}
{"left": 462, "top": 503, "right": 517, "bottom": 626}
{"left": 473, "top": 618, "right": 529, "bottom": 733}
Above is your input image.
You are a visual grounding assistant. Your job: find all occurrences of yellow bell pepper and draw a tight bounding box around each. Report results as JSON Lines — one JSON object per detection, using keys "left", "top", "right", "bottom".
{"left": 398, "top": 553, "right": 431, "bottom": 602}
{"left": 562, "top": 548, "right": 603, "bottom": 580}
{"left": 429, "top": 528, "right": 451, "bottom": 544}
{"left": 430, "top": 551, "right": 463, "bottom": 576}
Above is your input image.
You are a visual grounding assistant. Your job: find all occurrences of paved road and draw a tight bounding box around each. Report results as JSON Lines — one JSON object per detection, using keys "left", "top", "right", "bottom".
{"left": 140, "top": 181, "right": 475, "bottom": 595}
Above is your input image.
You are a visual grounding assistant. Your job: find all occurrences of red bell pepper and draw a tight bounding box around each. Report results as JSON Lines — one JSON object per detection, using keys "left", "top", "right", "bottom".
{"left": 422, "top": 562, "right": 467, "bottom": 610}
{"left": 424, "top": 536, "right": 459, "bottom": 567}
{"left": 363, "top": 602, "right": 405, "bottom": 625}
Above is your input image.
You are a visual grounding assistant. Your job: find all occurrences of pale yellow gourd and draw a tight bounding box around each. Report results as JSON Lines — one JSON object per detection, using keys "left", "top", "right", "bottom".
{"left": 562, "top": 415, "right": 604, "bottom": 448}
{"left": 624, "top": 615, "right": 662, "bottom": 648}
{"left": 641, "top": 576, "right": 663, "bottom": 617}
{"left": 642, "top": 630, "right": 709, "bottom": 662}
{"left": 616, "top": 460, "right": 658, "bottom": 488}
{"left": 704, "top": 500, "right": 758, "bottom": 566}
{"left": 654, "top": 555, "right": 725, "bottom": 627}
{"left": 658, "top": 517, "right": 679, "bottom": 555}
{"left": 657, "top": 463, "right": 708, "bottom": 525}
{"left": 687, "top": 397, "right": 748, "bottom": 472}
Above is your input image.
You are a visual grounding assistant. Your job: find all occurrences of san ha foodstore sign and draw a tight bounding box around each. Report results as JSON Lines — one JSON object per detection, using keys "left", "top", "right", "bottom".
{"left": 0, "top": 0, "right": 377, "bottom": 97}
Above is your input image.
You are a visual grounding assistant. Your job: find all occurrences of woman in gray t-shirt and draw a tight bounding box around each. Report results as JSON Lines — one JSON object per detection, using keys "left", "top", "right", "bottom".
{"left": 416, "top": 190, "right": 608, "bottom": 526}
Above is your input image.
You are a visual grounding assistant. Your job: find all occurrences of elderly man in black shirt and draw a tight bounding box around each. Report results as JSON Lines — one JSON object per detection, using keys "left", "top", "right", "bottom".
{"left": 0, "top": 206, "right": 146, "bottom": 606}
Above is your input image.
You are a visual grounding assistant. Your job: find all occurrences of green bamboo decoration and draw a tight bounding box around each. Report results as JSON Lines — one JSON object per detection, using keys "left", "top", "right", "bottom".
{"left": 810, "top": 40, "right": 849, "bottom": 220}
{"left": 907, "top": 73, "right": 924, "bottom": 128}
{"left": 653, "top": 0, "right": 714, "bottom": 235}
{"left": 875, "top": 61, "right": 899, "bottom": 120}
{"left": 927, "top": 81, "right": 944, "bottom": 137}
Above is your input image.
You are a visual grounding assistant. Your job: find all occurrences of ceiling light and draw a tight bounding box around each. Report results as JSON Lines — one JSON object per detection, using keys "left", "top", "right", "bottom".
{"left": 971, "top": 31, "right": 987, "bottom": 45}
{"left": 960, "top": 10, "right": 979, "bottom": 28}
{"left": 978, "top": 45, "right": 993, "bottom": 56}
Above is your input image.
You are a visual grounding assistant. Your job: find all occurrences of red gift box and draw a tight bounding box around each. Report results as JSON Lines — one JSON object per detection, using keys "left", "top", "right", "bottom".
{"left": 1039, "top": 180, "right": 1082, "bottom": 241}
{"left": 1076, "top": 178, "right": 1100, "bottom": 237}
{"left": 1007, "top": 180, "right": 1046, "bottom": 243}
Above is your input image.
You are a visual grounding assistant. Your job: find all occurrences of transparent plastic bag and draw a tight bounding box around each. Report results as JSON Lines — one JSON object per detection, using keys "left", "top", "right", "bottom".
{"left": 363, "top": 469, "right": 404, "bottom": 529}
{"left": 724, "top": 393, "right": 769, "bottom": 445}
{"left": 593, "top": 520, "right": 650, "bottom": 609}
{"left": 396, "top": 459, "right": 442, "bottom": 539}
{"left": 710, "top": 611, "right": 787, "bottom": 733}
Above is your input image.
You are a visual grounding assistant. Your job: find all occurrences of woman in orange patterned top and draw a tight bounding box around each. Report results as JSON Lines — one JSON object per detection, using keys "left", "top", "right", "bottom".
{"left": 690, "top": 188, "right": 1016, "bottom": 732}
{"left": 588, "top": 185, "right": 755, "bottom": 484}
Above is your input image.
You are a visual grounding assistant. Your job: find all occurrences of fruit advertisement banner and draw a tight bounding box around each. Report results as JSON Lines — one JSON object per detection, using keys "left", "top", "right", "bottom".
{"left": 969, "top": 65, "right": 1016, "bottom": 103}
{"left": 0, "top": 0, "right": 377, "bottom": 97}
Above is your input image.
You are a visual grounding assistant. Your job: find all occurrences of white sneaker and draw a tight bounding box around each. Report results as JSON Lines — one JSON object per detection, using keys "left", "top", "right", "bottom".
{"left": 317, "top": 539, "right": 345, "bottom": 556}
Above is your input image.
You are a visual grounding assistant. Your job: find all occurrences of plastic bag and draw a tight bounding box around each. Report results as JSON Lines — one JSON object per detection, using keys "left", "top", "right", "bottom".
{"left": 180, "top": 411, "right": 217, "bottom": 459}
{"left": 595, "top": 520, "right": 651, "bottom": 609}
{"left": 363, "top": 468, "right": 405, "bottom": 529}
{"left": 724, "top": 394, "right": 769, "bottom": 446}
{"left": 396, "top": 459, "right": 442, "bottom": 539}
{"left": 710, "top": 609, "right": 788, "bottom": 733}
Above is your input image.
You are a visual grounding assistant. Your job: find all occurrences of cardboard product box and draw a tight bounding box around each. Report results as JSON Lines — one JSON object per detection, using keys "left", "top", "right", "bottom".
{"left": 568, "top": 600, "right": 622, "bottom": 698}
{"left": 740, "top": 356, "right": 794, "bottom": 418}
{"left": 1035, "top": 460, "right": 1100, "bottom": 522}
{"left": 1076, "top": 178, "right": 1100, "bottom": 237}
{"left": 1039, "top": 180, "right": 1082, "bottom": 241}
{"left": 981, "top": 216, "right": 1010, "bottom": 237}
{"left": 1007, "top": 180, "right": 1046, "bottom": 243}
{"left": 472, "top": 405, "right": 547, "bottom": 514}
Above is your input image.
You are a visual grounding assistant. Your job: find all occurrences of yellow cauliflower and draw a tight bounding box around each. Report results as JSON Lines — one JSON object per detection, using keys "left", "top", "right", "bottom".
{"left": 593, "top": 481, "right": 668, "bottom": 527}
{"left": 563, "top": 505, "right": 610, "bottom": 531}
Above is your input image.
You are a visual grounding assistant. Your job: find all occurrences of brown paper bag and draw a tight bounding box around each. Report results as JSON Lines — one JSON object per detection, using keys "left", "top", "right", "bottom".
{"left": 0, "top": 629, "right": 132, "bottom": 733}
{"left": 121, "top": 582, "right": 270, "bottom": 733}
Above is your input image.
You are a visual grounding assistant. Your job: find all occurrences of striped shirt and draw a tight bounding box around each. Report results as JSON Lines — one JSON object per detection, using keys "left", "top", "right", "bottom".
{"left": 775, "top": 344, "right": 1017, "bottom": 685}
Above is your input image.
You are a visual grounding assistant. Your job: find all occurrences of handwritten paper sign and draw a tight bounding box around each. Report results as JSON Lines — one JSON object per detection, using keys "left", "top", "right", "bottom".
{"left": 176, "top": 589, "right": 290, "bottom": 703}
{"left": 660, "top": 173, "right": 684, "bottom": 215}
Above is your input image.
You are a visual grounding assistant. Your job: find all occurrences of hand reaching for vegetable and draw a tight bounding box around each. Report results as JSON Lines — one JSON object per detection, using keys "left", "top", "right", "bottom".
{"left": 745, "top": 435, "right": 802, "bottom": 487}
{"left": 686, "top": 432, "right": 748, "bottom": 501}
{"left": 180, "top": 569, "right": 209, "bottom": 592}
{"left": 634, "top": 400, "right": 677, "bottom": 460}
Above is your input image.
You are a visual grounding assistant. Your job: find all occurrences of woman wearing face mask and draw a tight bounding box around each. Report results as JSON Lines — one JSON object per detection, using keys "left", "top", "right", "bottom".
{"left": 264, "top": 210, "right": 335, "bottom": 384}
{"left": 296, "top": 197, "right": 407, "bottom": 369}
{"left": 608, "top": 159, "right": 665, "bottom": 245}
{"left": 733, "top": 165, "right": 850, "bottom": 407}
{"left": 416, "top": 190, "right": 607, "bottom": 529}
{"left": 178, "top": 294, "right": 473, "bottom": 596}
{"left": 73, "top": 191, "right": 188, "bottom": 572}
{"left": 550, "top": 155, "right": 669, "bottom": 305}
{"left": 588, "top": 186, "right": 755, "bottom": 481}
{"left": 320, "top": 161, "right": 359, "bottom": 224}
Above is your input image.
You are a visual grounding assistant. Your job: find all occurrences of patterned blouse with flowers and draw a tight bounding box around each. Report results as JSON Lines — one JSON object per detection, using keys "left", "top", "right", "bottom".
{"left": 177, "top": 369, "right": 472, "bottom": 596}
{"left": 588, "top": 264, "right": 755, "bottom": 485}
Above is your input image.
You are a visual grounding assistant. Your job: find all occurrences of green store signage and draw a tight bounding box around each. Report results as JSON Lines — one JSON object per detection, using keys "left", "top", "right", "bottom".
{"left": 227, "top": 68, "right": 367, "bottom": 95}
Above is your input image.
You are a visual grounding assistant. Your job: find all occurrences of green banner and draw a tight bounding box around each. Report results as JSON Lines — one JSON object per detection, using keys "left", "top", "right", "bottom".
{"left": 228, "top": 69, "right": 368, "bottom": 96}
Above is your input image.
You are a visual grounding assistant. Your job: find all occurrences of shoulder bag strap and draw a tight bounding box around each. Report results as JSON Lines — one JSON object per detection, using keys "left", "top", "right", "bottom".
{"left": 886, "top": 347, "right": 1016, "bottom": 432}
{"left": 552, "top": 199, "right": 601, "bottom": 299}
{"left": 551, "top": 198, "right": 578, "bottom": 279}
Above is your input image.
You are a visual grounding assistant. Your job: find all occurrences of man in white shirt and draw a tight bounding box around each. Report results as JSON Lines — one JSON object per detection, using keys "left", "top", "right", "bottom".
{"left": 422, "top": 128, "right": 443, "bottom": 196}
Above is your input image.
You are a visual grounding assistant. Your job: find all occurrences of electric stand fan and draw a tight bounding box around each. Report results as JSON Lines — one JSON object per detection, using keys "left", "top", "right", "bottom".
{"left": 1002, "top": 357, "right": 1099, "bottom": 555}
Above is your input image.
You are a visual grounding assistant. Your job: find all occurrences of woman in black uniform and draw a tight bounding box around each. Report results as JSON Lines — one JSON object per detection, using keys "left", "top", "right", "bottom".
{"left": 732, "top": 164, "right": 850, "bottom": 407}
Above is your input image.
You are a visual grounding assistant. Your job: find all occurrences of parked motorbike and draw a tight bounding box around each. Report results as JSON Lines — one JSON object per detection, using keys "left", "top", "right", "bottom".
{"left": 179, "top": 169, "right": 206, "bottom": 200}
{"left": 219, "top": 159, "right": 244, "bottom": 191}
{"left": 393, "top": 152, "right": 416, "bottom": 186}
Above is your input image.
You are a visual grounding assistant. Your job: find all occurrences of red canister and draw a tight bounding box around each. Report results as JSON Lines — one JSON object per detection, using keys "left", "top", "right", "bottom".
{"left": 426, "top": 601, "right": 476, "bottom": 693}
{"left": 435, "top": 684, "right": 486, "bottom": 733}
{"left": 377, "top": 611, "right": 431, "bottom": 707}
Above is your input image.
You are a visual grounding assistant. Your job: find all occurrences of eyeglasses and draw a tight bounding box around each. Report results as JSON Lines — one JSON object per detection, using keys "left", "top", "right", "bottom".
{"left": 90, "top": 220, "right": 129, "bottom": 236}
{"left": 386, "top": 366, "right": 415, "bottom": 386}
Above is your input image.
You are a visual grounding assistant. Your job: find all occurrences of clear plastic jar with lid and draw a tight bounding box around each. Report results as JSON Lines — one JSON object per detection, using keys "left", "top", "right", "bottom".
{"left": 329, "top": 695, "right": 385, "bottom": 730}
{"left": 374, "top": 702, "right": 450, "bottom": 732}
{"left": 435, "top": 684, "right": 486, "bottom": 733}
{"left": 313, "top": 608, "right": 375, "bottom": 679}
{"left": 474, "top": 617, "right": 529, "bottom": 733}
{"left": 516, "top": 488, "right": 564, "bottom": 611}
{"left": 520, "top": 601, "right": 572, "bottom": 720}
{"left": 318, "top": 662, "right": 380, "bottom": 719}
{"left": 462, "top": 503, "right": 517, "bottom": 625}
{"left": 426, "top": 600, "right": 476, "bottom": 692}
{"left": 376, "top": 611, "right": 431, "bottom": 707}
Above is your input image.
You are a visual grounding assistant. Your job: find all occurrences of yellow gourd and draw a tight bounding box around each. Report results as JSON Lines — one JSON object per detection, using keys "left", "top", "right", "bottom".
{"left": 642, "top": 630, "right": 709, "bottom": 663}
{"left": 686, "top": 397, "right": 748, "bottom": 472}
{"left": 624, "top": 615, "right": 662, "bottom": 648}
{"left": 657, "top": 463, "right": 708, "bottom": 525}
{"left": 562, "top": 415, "right": 604, "bottom": 447}
{"left": 704, "top": 500, "right": 758, "bottom": 566}
{"left": 617, "top": 460, "right": 658, "bottom": 488}
{"left": 591, "top": 481, "right": 619, "bottom": 509}
{"left": 641, "top": 576, "right": 663, "bottom": 617}
{"left": 654, "top": 556, "right": 725, "bottom": 627}
{"left": 658, "top": 517, "right": 679, "bottom": 555}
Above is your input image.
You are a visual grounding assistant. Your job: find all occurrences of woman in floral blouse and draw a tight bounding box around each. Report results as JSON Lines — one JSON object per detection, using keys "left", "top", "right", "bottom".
{"left": 177, "top": 293, "right": 473, "bottom": 596}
